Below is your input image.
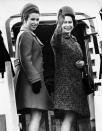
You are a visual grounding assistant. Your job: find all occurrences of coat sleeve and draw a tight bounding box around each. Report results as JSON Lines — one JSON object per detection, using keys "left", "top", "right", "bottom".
{"left": 50, "top": 26, "right": 62, "bottom": 47}
{"left": 19, "top": 32, "right": 41, "bottom": 84}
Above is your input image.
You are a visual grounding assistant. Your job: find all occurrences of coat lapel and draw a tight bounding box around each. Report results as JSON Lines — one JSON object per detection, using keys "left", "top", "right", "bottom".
{"left": 20, "top": 25, "right": 44, "bottom": 47}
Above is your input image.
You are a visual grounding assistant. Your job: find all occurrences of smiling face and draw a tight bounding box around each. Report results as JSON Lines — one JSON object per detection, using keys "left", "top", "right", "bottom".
{"left": 25, "top": 12, "right": 40, "bottom": 31}
{"left": 62, "top": 15, "right": 74, "bottom": 34}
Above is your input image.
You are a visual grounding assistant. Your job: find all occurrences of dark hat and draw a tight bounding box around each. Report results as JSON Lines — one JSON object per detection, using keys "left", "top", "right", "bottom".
{"left": 58, "top": 6, "right": 75, "bottom": 19}
{"left": 21, "top": 3, "right": 40, "bottom": 20}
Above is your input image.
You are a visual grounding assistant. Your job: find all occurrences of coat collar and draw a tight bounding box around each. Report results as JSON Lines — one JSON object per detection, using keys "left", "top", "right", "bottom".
{"left": 20, "top": 25, "right": 36, "bottom": 37}
{"left": 20, "top": 25, "right": 44, "bottom": 46}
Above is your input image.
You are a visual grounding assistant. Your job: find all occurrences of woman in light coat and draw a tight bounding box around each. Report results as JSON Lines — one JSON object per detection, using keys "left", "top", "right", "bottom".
{"left": 14, "top": 3, "right": 53, "bottom": 131}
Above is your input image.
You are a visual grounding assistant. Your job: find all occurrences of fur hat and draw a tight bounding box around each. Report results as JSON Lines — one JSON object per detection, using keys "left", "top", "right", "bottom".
{"left": 58, "top": 6, "right": 75, "bottom": 19}
{"left": 21, "top": 3, "right": 40, "bottom": 21}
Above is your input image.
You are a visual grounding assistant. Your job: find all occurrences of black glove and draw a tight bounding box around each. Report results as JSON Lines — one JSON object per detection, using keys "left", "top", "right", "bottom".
{"left": 32, "top": 81, "right": 42, "bottom": 94}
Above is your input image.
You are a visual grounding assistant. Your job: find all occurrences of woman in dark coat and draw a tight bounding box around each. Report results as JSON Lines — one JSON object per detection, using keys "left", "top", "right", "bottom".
{"left": 50, "top": 6, "right": 90, "bottom": 131}
{"left": 14, "top": 3, "right": 53, "bottom": 131}
{"left": 0, "top": 30, "right": 14, "bottom": 78}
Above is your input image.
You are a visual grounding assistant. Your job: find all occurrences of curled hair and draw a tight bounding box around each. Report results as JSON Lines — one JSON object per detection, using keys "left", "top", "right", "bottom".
{"left": 64, "top": 14, "right": 76, "bottom": 27}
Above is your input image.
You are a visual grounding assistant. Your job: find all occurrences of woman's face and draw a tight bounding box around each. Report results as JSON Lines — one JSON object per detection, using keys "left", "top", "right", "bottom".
{"left": 25, "top": 13, "right": 40, "bottom": 31}
{"left": 62, "top": 16, "right": 74, "bottom": 34}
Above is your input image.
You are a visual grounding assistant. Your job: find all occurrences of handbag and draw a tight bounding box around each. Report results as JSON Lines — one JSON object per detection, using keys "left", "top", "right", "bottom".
{"left": 82, "top": 67, "right": 95, "bottom": 95}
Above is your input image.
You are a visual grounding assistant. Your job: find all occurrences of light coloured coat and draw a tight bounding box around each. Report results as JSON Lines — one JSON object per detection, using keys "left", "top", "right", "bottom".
{"left": 14, "top": 26, "right": 53, "bottom": 111}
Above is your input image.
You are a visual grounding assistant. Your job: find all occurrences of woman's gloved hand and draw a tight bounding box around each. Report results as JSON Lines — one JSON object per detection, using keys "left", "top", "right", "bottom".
{"left": 32, "top": 81, "right": 42, "bottom": 94}
{"left": 75, "top": 60, "right": 85, "bottom": 69}
{"left": 57, "top": 15, "right": 64, "bottom": 27}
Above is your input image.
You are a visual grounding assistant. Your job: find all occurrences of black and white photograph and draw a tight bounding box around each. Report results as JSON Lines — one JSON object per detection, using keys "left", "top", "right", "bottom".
{"left": 0, "top": 0, "right": 102, "bottom": 131}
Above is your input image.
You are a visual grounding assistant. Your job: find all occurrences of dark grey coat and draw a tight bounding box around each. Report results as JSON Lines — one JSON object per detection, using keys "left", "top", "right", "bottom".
{"left": 50, "top": 27, "right": 90, "bottom": 118}
{"left": 14, "top": 26, "right": 53, "bottom": 111}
